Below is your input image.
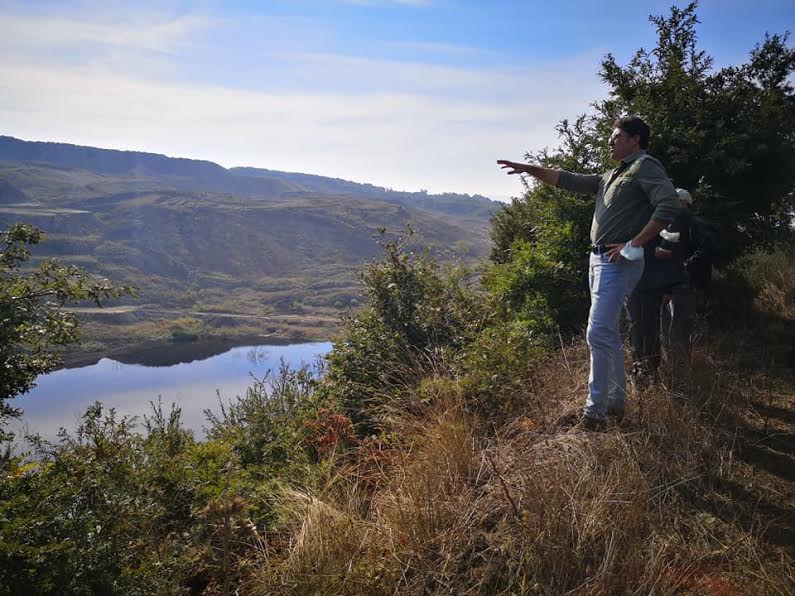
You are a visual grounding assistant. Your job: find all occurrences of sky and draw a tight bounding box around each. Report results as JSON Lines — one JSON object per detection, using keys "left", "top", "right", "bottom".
{"left": 1, "top": 1, "right": 792, "bottom": 200}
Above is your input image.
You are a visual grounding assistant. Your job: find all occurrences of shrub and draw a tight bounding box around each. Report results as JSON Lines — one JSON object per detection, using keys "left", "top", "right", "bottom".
{"left": 204, "top": 360, "right": 325, "bottom": 472}
{"left": 709, "top": 243, "right": 795, "bottom": 365}
{"left": 322, "top": 230, "right": 483, "bottom": 433}
{"left": 168, "top": 317, "right": 205, "bottom": 343}
{"left": 0, "top": 404, "right": 189, "bottom": 595}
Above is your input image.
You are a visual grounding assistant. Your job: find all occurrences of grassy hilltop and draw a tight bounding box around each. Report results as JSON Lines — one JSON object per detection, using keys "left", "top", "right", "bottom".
{"left": 1, "top": 237, "right": 793, "bottom": 594}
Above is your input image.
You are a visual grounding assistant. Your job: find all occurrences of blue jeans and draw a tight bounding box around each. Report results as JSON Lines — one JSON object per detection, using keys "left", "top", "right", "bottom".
{"left": 585, "top": 253, "right": 644, "bottom": 420}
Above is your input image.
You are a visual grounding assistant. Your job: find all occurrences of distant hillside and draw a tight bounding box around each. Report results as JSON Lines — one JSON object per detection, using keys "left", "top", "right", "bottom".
{"left": 0, "top": 136, "right": 499, "bottom": 219}
{"left": 0, "top": 136, "right": 226, "bottom": 178}
{"left": 0, "top": 157, "right": 492, "bottom": 345}
{"left": 0, "top": 136, "right": 301, "bottom": 199}
{"left": 231, "top": 166, "right": 497, "bottom": 218}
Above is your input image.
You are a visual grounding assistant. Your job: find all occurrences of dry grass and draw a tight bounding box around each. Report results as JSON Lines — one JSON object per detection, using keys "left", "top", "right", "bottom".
{"left": 254, "top": 335, "right": 794, "bottom": 595}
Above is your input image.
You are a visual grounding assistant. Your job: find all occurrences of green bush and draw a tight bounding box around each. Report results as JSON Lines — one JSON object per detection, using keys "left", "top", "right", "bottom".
{"left": 710, "top": 243, "right": 795, "bottom": 363}
{"left": 485, "top": 128, "right": 600, "bottom": 343}
{"left": 205, "top": 360, "right": 329, "bottom": 473}
{"left": 458, "top": 319, "right": 547, "bottom": 416}
{"left": 167, "top": 317, "right": 205, "bottom": 343}
{"left": 0, "top": 404, "right": 191, "bottom": 595}
{"left": 0, "top": 384, "right": 332, "bottom": 595}
{"left": 0, "top": 223, "right": 131, "bottom": 440}
{"left": 322, "top": 231, "right": 484, "bottom": 433}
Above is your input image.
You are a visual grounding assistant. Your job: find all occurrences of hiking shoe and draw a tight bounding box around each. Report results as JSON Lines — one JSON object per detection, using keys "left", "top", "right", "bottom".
{"left": 558, "top": 411, "right": 581, "bottom": 429}
{"left": 575, "top": 415, "right": 607, "bottom": 432}
{"left": 606, "top": 405, "right": 625, "bottom": 422}
{"left": 631, "top": 366, "right": 659, "bottom": 390}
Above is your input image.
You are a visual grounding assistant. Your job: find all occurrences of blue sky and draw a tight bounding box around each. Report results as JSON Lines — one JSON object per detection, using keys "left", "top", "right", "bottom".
{"left": 1, "top": 1, "right": 792, "bottom": 199}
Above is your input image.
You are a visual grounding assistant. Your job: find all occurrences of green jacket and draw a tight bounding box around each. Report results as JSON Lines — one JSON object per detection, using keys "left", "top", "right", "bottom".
{"left": 557, "top": 150, "right": 681, "bottom": 245}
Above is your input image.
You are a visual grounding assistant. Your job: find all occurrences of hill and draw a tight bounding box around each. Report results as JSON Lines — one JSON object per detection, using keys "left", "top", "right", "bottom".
{"left": 230, "top": 166, "right": 496, "bottom": 218}
{"left": 0, "top": 136, "right": 498, "bottom": 219}
{"left": 0, "top": 139, "right": 497, "bottom": 351}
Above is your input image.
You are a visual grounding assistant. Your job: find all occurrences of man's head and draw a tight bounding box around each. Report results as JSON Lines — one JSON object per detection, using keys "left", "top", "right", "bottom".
{"left": 609, "top": 116, "right": 650, "bottom": 161}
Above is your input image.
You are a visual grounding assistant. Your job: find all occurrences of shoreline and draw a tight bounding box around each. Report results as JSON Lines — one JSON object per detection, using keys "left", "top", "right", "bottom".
{"left": 58, "top": 332, "right": 334, "bottom": 370}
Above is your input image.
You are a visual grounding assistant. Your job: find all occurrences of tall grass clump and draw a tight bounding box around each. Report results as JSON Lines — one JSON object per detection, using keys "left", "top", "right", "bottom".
{"left": 710, "top": 242, "right": 795, "bottom": 367}
{"left": 259, "top": 334, "right": 792, "bottom": 594}
{"left": 253, "top": 230, "right": 794, "bottom": 595}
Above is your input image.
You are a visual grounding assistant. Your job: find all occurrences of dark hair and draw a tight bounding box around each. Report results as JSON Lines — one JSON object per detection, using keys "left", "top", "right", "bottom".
{"left": 614, "top": 116, "right": 650, "bottom": 149}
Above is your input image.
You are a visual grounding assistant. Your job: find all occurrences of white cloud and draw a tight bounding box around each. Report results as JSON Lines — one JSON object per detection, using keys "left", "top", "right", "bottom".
{"left": 0, "top": 13, "right": 214, "bottom": 54}
{"left": 278, "top": 50, "right": 521, "bottom": 95}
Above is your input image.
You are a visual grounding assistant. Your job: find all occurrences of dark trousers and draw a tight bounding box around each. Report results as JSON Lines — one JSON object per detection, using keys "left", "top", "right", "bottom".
{"left": 627, "top": 289, "right": 663, "bottom": 380}
{"left": 662, "top": 284, "right": 697, "bottom": 359}
{"left": 628, "top": 284, "right": 697, "bottom": 381}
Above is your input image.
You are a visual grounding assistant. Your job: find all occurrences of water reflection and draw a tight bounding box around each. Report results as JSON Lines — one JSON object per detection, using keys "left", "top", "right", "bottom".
{"left": 246, "top": 346, "right": 271, "bottom": 366}
{"left": 13, "top": 341, "right": 332, "bottom": 443}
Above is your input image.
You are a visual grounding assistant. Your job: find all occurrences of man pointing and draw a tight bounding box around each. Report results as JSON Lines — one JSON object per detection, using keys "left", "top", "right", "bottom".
{"left": 498, "top": 116, "right": 680, "bottom": 429}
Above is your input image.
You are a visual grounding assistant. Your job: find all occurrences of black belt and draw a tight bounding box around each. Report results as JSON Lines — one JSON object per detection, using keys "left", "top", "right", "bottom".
{"left": 591, "top": 244, "right": 610, "bottom": 255}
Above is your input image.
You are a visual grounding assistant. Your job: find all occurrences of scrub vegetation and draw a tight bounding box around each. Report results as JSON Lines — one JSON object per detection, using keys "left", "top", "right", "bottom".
{"left": 1, "top": 3, "right": 793, "bottom": 594}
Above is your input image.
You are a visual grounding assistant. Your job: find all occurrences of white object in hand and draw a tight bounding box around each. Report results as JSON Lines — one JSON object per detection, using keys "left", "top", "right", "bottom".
{"left": 659, "top": 229, "right": 680, "bottom": 242}
{"left": 619, "top": 242, "right": 644, "bottom": 261}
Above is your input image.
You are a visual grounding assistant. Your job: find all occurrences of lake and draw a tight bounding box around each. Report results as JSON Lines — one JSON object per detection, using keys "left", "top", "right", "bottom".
{"left": 11, "top": 340, "right": 333, "bottom": 444}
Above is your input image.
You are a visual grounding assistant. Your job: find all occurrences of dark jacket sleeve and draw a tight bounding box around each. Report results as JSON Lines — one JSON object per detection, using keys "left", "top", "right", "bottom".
{"left": 685, "top": 217, "right": 713, "bottom": 270}
{"left": 659, "top": 212, "right": 690, "bottom": 252}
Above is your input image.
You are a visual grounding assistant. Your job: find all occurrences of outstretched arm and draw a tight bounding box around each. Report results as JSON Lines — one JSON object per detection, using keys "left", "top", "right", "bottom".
{"left": 499, "top": 159, "right": 603, "bottom": 197}
{"left": 497, "top": 160, "right": 560, "bottom": 186}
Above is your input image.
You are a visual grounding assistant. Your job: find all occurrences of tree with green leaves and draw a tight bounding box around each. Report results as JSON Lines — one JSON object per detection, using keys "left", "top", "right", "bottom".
{"left": 0, "top": 223, "right": 131, "bottom": 440}
{"left": 488, "top": 2, "right": 794, "bottom": 337}
{"left": 598, "top": 2, "right": 795, "bottom": 251}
